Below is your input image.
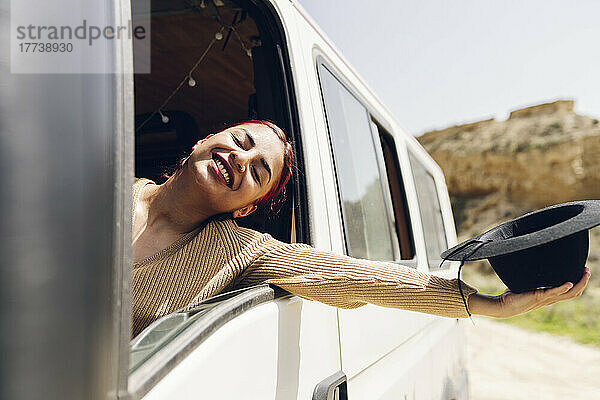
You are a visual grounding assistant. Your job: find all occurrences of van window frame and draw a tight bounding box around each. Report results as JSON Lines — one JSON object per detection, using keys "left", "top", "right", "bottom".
{"left": 315, "top": 55, "right": 417, "bottom": 267}
{"left": 123, "top": 0, "right": 304, "bottom": 397}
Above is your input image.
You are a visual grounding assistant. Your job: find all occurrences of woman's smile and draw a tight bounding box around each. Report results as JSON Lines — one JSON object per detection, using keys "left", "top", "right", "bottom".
{"left": 211, "top": 152, "right": 234, "bottom": 188}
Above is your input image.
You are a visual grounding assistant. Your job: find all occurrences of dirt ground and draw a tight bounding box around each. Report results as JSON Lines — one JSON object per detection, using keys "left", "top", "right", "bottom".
{"left": 465, "top": 317, "right": 600, "bottom": 400}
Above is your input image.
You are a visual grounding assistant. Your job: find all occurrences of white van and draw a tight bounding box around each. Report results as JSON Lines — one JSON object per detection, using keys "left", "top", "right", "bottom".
{"left": 0, "top": 0, "right": 467, "bottom": 399}
{"left": 127, "top": 1, "right": 468, "bottom": 399}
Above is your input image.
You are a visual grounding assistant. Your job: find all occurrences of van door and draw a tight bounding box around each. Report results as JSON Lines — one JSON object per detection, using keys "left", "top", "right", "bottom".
{"left": 313, "top": 61, "right": 434, "bottom": 398}
{"left": 315, "top": 61, "right": 468, "bottom": 398}
{"left": 288, "top": 3, "right": 469, "bottom": 392}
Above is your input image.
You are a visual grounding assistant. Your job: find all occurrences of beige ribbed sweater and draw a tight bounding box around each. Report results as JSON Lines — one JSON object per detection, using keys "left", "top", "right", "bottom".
{"left": 132, "top": 178, "right": 477, "bottom": 337}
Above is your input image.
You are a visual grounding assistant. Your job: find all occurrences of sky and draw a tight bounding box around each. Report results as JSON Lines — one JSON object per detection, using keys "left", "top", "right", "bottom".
{"left": 298, "top": 0, "right": 600, "bottom": 135}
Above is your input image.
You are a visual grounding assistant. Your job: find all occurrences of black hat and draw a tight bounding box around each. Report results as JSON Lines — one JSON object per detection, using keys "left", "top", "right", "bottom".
{"left": 441, "top": 200, "right": 600, "bottom": 293}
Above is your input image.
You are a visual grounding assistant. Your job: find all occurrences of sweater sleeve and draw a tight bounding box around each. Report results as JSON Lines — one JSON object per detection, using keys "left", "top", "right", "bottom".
{"left": 236, "top": 237, "right": 478, "bottom": 318}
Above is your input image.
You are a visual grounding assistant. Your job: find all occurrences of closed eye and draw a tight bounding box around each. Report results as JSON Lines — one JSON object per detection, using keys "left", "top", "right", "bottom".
{"left": 252, "top": 165, "right": 262, "bottom": 185}
{"left": 231, "top": 133, "right": 244, "bottom": 148}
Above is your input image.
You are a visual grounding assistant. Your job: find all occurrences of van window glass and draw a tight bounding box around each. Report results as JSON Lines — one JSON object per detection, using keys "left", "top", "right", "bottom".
{"left": 409, "top": 152, "right": 447, "bottom": 267}
{"left": 318, "top": 64, "right": 395, "bottom": 260}
{"left": 378, "top": 128, "right": 416, "bottom": 260}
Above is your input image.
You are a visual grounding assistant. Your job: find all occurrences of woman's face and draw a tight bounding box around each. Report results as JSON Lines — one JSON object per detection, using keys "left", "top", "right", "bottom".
{"left": 186, "top": 122, "right": 285, "bottom": 217}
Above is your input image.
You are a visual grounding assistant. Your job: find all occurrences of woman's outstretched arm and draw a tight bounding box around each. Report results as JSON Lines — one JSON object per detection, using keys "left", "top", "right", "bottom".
{"left": 237, "top": 239, "right": 478, "bottom": 318}
{"left": 236, "top": 235, "right": 590, "bottom": 319}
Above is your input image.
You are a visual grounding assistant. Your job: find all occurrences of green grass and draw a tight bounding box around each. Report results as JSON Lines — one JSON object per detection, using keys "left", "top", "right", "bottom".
{"left": 501, "top": 291, "right": 600, "bottom": 347}
{"left": 462, "top": 263, "right": 600, "bottom": 347}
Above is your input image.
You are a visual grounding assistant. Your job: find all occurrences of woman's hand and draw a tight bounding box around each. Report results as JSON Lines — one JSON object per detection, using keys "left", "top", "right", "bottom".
{"left": 468, "top": 267, "right": 591, "bottom": 318}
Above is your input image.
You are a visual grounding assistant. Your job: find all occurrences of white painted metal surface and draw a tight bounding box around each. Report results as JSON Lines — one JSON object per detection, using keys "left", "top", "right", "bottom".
{"left": 142, "top": 303, "right": 280, "bottom": 399}
{"left": 142, "top": 298, "right": 341, "bottom": 400}
{"left": 346, "top": 319, "right": 469, "bottom": 400}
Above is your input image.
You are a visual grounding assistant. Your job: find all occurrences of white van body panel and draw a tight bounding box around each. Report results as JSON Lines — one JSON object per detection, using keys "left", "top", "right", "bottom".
{"left": 142, "top": 303, "right": 281, "bottom": 400}
{"left": 143, "top": 298, "right": 342, "bottom": 400}
{"left": 347, "top": 319, "right": 469, "bottom": 400}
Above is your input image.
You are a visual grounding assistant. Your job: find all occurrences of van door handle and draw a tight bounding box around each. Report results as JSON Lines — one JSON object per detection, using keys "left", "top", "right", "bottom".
{"left": 312, "top": 371, "right": 348, "bottom": 400}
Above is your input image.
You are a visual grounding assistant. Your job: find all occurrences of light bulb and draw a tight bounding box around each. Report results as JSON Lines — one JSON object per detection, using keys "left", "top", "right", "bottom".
{"left": 159, "top": 111, "right": 169, "bottom": 124}
{"left": 215, "top": 32, "right": 223, "bottom": 40}
{"left": 200, "top": 0, "right": 206, "bottom": 8}
{"left": 188, "top": 76, "right": 196, "bottom": 87}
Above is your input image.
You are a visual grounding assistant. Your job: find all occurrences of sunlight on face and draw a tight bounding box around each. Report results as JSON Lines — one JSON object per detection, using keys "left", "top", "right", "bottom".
{"left": 187, "top": 123, "right": 286, "bottom": 215}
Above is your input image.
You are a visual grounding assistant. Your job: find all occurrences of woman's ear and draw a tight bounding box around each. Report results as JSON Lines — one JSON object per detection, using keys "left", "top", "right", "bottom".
{"left": 232, "top": 204, "right": 257, "bottom": 219}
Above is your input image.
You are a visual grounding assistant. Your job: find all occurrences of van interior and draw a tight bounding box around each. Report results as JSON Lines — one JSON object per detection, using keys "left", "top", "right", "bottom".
{"left": 133, "top": 0, "right": 302, "bottom": 243}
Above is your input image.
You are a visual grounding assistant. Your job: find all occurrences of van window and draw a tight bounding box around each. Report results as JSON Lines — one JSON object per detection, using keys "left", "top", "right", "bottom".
{"left": 318, "top": 64, "right": 395, "bottom": 261}
{"left": 133, "top": 0, "right": 303, "bottom": 244}
{"left": 378, "top": 128, "right": 415, "bottom": 260}
{"left": 409, "top": 152, "right": 448, "bottom": 267}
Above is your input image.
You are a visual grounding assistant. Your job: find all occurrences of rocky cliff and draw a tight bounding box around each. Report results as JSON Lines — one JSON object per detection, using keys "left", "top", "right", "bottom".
{"left": 418, "top": 100, "right": 600, "bottom": 283}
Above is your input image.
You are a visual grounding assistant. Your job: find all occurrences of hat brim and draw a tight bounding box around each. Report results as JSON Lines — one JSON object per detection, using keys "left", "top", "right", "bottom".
{"left": 441, "top": 200, "right": 600, "bottom": 261}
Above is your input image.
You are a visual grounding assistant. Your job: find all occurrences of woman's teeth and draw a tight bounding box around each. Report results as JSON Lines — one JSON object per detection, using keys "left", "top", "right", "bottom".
{"left": 215, "top": 158, "right": 231, "bottom": 186}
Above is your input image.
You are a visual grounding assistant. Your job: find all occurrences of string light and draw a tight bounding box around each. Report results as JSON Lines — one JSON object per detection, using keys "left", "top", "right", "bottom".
{"left": 136, "top": 4, "right": 254, "bottom": 132}
{"left": 136, "top": 26, "right": 227, "bottom": 131}
{"left": 158, "top": 110, "right": 169, "bottom": 124}
{"left": 229, "top": 25, "right": 252, "bottom": 59}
